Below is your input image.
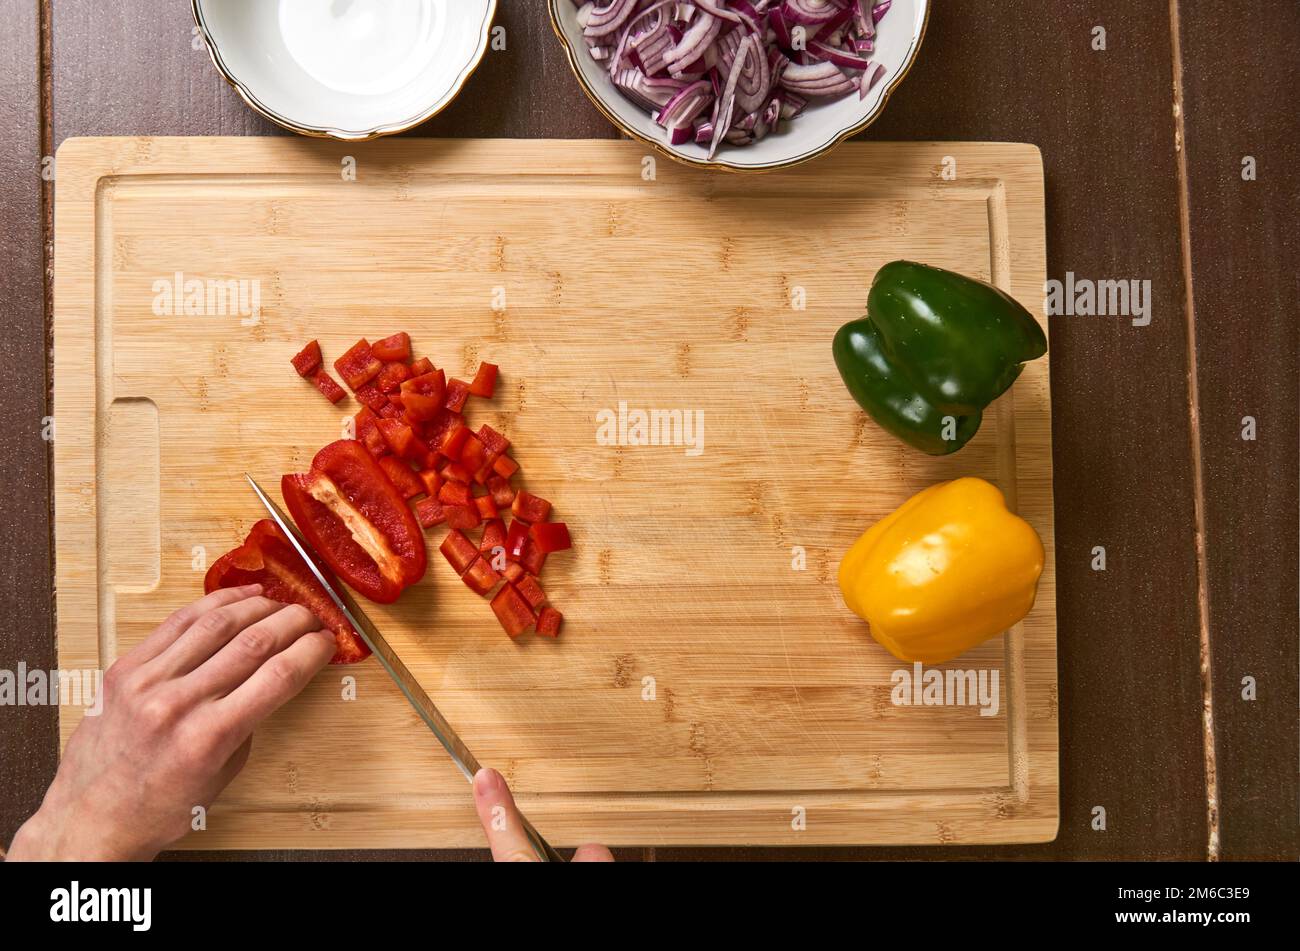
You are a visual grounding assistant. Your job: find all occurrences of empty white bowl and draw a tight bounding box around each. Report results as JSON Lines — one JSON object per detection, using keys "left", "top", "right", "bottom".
{"left": 549, "top": 0, "right": 929, "bottom": 171}
{"left": 193, "top": 0, "right": 497, "bottom": 139}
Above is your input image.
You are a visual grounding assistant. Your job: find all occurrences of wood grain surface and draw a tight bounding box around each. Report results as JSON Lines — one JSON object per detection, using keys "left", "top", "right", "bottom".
{"left": 53, "top": 137, "right": 1056, "bottom": 848}
{"left": 0, "top": 0, "right": 1293, "bottom": 860}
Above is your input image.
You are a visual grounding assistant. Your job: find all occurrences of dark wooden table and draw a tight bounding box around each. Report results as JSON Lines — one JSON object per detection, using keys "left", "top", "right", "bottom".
{"left": 1, "top": 0, "right": 1294, "bottom": 862}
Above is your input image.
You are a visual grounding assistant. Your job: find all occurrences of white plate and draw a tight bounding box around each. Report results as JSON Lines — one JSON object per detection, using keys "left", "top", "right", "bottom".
{"left": 550, "top": 0, "right": 929, "bottom": 171}
{"left": 193, "top": 0, "right": 496, "bottom": 140}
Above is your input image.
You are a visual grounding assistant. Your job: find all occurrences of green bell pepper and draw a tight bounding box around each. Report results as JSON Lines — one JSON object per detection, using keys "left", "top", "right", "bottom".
{"left": 833, "top": 261, "right": 1047, "bottom": 455}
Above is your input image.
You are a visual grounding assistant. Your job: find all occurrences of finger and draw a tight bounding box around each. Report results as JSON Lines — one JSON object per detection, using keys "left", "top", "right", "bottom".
{"left": 152, "top": 596, "right": 290, "bottom": 679}
{"left": 472, "top": 768, "right": 541, "bottom": 862}
{"left": 122, "top": 585, "right": 263, "bottom": 670}
{"left": 572, "top": 843, "right": 615, "bottom": 863}
{"left": 185, "top": 604, "right": 325, "bottom": 698}
{"left": 214, "top": 629, "right": 336, "bottom": 736}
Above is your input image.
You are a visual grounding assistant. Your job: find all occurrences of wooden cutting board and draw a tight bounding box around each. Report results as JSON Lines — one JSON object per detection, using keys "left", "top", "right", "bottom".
{"left": 54, "top": 137, "right": 1056, "bottom": 848}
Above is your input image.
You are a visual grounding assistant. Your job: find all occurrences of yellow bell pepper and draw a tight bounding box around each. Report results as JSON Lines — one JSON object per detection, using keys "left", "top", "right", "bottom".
{"left": 838, "top": 477, "right": 1044, "bottom": 664}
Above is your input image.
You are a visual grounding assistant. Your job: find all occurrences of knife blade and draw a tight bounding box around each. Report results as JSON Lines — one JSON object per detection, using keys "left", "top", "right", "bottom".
{"left": 244, "top": 473, "right": 564, "bottom": 862}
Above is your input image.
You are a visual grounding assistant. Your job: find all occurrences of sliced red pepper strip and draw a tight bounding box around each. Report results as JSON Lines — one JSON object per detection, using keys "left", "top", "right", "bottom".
{"left": 490, "top": 583, "right": 535, "bottom": 638}
{"left": 291, "top": 340, "right": 323, "bottom": 377}
{"left": 205, "top": 519, "right": 369, "bottom": 664}
{"left": 371, "top": 332, "right": 412, "bottom": 362}
{"left": 444, "top": 378, "right": 470, "bottom": 413}
{"left": 468, "top": 361, "right": 499, "bottom": 398}
{"left": 334, "top": 339, "right": 383, "bottom": 390}
{"left": 529, "top": 521, "right": 572, "bottom": 553}
{"left": 439, "top": 529, "right": 479, "bottom": 575}
{"left": 312, "top": 371, "right": 347, "bottom": 404}
{"left": 516, "top": 573, "right": 547, "bottom": 611}
{"left": 281, "top": 439, "right": 426, "bottom": 604}
{"left": 414, "top": 497, "right": 446, "bottom": 529}
{"left": 378, "top": 456, "right": 424, "bottom": 500}
{"left": 376, "top": 361, "right": 410, "bottom": 394}
{"left": 462, "top": 557, "right": 502, "bottom": 597}
{"left": 511, "top": 490, "right": 552, "bottom": 523}
{"left": 535, "top": 606, "right": 563, "bottom": 638}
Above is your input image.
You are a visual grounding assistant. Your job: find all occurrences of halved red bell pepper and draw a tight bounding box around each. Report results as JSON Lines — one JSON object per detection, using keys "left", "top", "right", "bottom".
{"left": 469, "top": 361, "right": 499, "bottom": 398}
{"left": 205, "top": 519, "right": 369, "bottom": 664}
{"left": 281, "top": 439, "right": 426, "bottom": 604}
{"left": 530, "top": 521, "right": 572, "bottom": 553}
{"left": 334, "top": 339, "right": 383, "bottom": 390}
{"left": 491, "top": 583, "right": 535, "bottom": 638}
{"left": 371, "top": 332, "right": 412, "bottom": 362}
{"left": 291, "top": 340, "right": 323, "bottom": 377}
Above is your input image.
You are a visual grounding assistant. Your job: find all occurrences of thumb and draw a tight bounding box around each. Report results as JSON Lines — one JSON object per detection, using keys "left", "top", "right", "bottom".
{"left": 473, "top": 768, "right": 541, "bottom": 862}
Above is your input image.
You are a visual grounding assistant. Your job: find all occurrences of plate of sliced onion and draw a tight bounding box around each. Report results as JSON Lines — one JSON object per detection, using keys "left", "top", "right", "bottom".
{"left": 550, "top": 0, "right": 929, "bottom": 171}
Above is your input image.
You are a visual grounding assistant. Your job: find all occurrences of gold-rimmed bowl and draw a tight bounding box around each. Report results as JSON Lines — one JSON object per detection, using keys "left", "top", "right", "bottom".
{"left": 193, "top": 0, "right": 497, "bottom": 140}
{"left": 549, "top": 0, "right": 929, "bottom": 172}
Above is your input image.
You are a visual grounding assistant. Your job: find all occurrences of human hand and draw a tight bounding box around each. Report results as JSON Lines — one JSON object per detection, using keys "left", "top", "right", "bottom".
{"left": 473, "top": 768, "right": 613, "bottom": 863}
{"left": 7, "top": 585, "right": 335, "bottom": 861}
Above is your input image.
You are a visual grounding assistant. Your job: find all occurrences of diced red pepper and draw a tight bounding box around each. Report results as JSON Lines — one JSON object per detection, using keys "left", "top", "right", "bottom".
{"left": 459, "top": 433, "right": 488, "bottom": 474}
{"left": 469, "top": 361, "right": 499, "bottom": 398}
{"left": 291, "top": 340, "right": 323, "bottom": 377}
{"left": 480, "top": 519, "right": 506, "bottom": 557}
{"left": 535, "top": 606, "right": 563, "bottom": 638}
{"left": 409, "top": 356, "right": 434, "bottom": 376}
{"left": 354, "top": 408, "right": 389, "bottom": 458}
{"left": 281, "top": 440, "right": 426, "bottom": 604}
{"left": 516, "top": 573, "right": 547, "bottom": 611}
{"left": 490, "top": 583, "right": 535, "bottom": 638}
{"left": 461, "top": 557, "right": 502, "bottom": 597}
{"left": 424, "top": 408, "right": 459, "bottom": 451}
{"left": 414, "top": 497, "right": 446, "bottom": 529}
{"left": 477, "top": 425, "right": 510, "bottom": 456}
{"left": 493, "top": 454, "right": 519, "bottom": 479}
{"left": 334, "top": 339, "right": 383, "bottom": 390}
{"left": 530, "top": 521, "right": 571, "bottom": 553}
{"left": 439, "top": 422, "right": 470, "bottom": 459}
{"left": 371, "top": 332, "right": 412, "bottom": 362}
{"left": 503, "top": 561, "right": 524, "bottom": 584}
{"left": 439, "top": 529, "right": 479, "bottom": 574}
{"left": 205, "top": 519, "right": 369, "bottom": 664}
{"left": 313, "top": 371, "right": 347, "bottom": 404}
{"left": 354, "top": 383, "right": 388, "bottom": 413}
{"left": 444, "top": 504, "right": 481, "bottom": 531}
{"left": 487, "top": 475, "right": 516, "bottom": 508}
{"left": 439, "top": 481, "right": 472, "bottom": 507}
{"left": 378, "top": 456, "right": 423, "bottom": 500}
{"left": 519, "top": 539, "right": 547, "bottom": 576}
{"left": 475, "top": 494, "right": 498, "bottom": 520}
{"left": 376, "top": 361, "right": 410, "bottom": 394}
{"left": 505, "top": 519, "right": 530, "bottom": 562}
{"left": 417, "top": 468, "right": 443, "bottom": 498}
{"left": 400, "top": 369, "right": 446, "bottom": 422}
{"left": 377, "top": 418, "right": 419, "bottom": 460}
{"left": 378, "top": 402, "right": 401, "bottom": 420}
{"left": 511, "top": 490, "right": 552, "bottom": 523}
{"left": 445, "top": 378, "right": 470, "bottom": 412}
{"left": 439, "top": 461, "right": 473, "bottom": 485}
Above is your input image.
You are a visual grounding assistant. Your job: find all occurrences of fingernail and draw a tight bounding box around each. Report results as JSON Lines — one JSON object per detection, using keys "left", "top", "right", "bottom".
{"left": 474, "top": 767, "right": 503, "bottom": 797}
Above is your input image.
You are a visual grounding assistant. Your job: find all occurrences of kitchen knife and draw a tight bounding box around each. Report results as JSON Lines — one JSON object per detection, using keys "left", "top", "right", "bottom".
{"left": 244, "top": 473, "right": 564, "bottom": 863}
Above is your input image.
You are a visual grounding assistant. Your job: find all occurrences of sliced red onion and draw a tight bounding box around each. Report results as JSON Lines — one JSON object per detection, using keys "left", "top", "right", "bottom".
{"left": 576, "top": 0, "right": 893, "bottom": 157}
